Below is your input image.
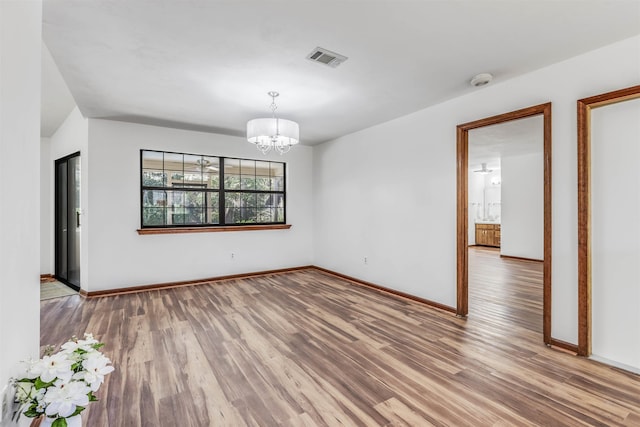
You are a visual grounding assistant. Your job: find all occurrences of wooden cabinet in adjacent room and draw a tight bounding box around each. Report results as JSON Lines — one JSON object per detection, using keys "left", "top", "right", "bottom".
{"left": 475, "top": 223, "right": 501, "bottom": 247}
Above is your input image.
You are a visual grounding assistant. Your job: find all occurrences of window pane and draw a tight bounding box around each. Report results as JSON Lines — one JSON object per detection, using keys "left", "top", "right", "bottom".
{"left": 225, "top": 208, "right": 240, "bottom": 224}
{"left": 241, "top": 176, "right": 255, "bottom": 190}
{"left": 164, "top": 153, "right": 183, "bottom": 171}
{"left": 142, "top": 170, "right": 166, "bottom": 187}
{"left": 204, "top": 172, "right": 219, "bottom": 189}
{"left": 225, "top": 158, "right": 240, "bottom": 174}
{"left": 170, "top": 172, "right": 184, "bottom": 186}
{"left": 256, "top": 161, "right": 270, "bottom": 176}
{"left": 184, "top": 172, "right": 203, "bottom": 185}
{"left": 203, "top": 156, "right": 219, "bottom": 171}
{"left": 167, "top": 191, "right": 185, "bottom": 208}
{"left": 143, "top": 190, "right": 166, "bottom": 207}
{"left": 185, "top": 191, "right": 204, "bottom": 208}
{"left": 240, "top": 208, "right": 257, "bottom": 223}
{"left": 271, "top": 162, "right": 284, "bottom": 177}
{"left": 184, "top": 207, "right": 204, "bottom": 224}
{"left": 240, "top": 159, "right": 255, "bottom": 175}
{"left": 206, "top": 192, "right": 219, "bottom": 224}
{"left": 272, "top": 177, "right": 284, "bottom": 191}
{"left": 257, "top": 207, "right": 274, "bottom": 223}
{"left": 207, "top": 192, "right": 219, "bottom": 210}
{"left": 225, "top": 192, "right": 240, "bottom": 208}
{"left": 241, "top": 193, "right": 257, "bottom": 208}
{"left": 170, "top": 212, "right": 185, "bottom": 225}
{"left": 255, "top": 176, "right": 270, "bottom": 191}
{"left": 276, "top": 207, "right": 284, "bottom": 222}
{"left": 142, "top": 207, "right": 166, "bottom": 226}
{"left": 142, "top": 151, "right": 163, "bottom": 170}
{"left": 206, "top": 208, "right": 220, "bottom": 224}
{"left": 257, "top": 193, "right": 270, "bottom": 207}
{"left": 202, "top": 157, "right": 220, "bottom": 189}
{"left": 224, "top": 174, "right": 241, "bottom": 190}
{"left": 184, "top": 154, "right": 201, "bottom": 172}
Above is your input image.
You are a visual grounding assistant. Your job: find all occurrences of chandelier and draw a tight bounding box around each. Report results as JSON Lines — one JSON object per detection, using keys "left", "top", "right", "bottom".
{"left": 247, "top": 91, "right": 299, "bottom": 155}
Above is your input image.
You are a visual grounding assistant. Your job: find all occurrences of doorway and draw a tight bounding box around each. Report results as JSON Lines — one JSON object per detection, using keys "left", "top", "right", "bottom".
{"left": 55, "top": 152, "right": 81, "bottom": 291}
{"left": 456, "top": 103, "right": 552, "bottom": 346}
{"left": 577, "top": 85, "right": 640, "bottom": 368}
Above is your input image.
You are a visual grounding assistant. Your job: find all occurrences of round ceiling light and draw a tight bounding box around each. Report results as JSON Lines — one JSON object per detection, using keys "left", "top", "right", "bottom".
{"left": 470, "top": 73, "right": 493, "bottom": 87}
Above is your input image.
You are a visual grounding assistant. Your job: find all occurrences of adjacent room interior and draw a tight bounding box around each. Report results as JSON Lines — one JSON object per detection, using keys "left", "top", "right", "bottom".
{"left": 2, "top": 1, "right": 639, "bottom": 426}
{"left": 467, "top": 115, "right": 544, "bottom": 335}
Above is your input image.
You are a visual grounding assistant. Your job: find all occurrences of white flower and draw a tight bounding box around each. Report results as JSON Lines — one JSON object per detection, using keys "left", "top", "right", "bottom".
{"left": 28, "top": 353, "right": 74, "bottom": 383}
{"left": 60, "top": 333, "right": 99, "bottom": 354}
{"left": 44, "top": 381, "right": 90, "bottom": 418}
{"left": 76, "top": 353, "right": 115, "bottom": 391}
{"left": 12, "top": 333, "right": 114, "bottom": 422}
{"left": 14, "top": 381, "right": 44, "bottom": 403}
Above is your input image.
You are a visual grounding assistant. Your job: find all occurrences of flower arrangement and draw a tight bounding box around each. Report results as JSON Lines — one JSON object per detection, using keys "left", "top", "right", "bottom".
{"left": 12, "top": 334, "right": 114, "bottom": 427}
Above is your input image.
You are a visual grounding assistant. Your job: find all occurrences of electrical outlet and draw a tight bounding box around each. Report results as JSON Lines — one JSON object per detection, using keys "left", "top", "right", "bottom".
{"left": 231, "top": 252, "right": 235, "bottom": 259}
{"left": 364, "top": 257, "right": 368, "bottom": 265}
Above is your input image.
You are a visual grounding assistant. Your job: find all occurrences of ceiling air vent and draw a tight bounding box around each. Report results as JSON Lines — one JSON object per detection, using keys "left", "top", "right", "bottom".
{"left": 306, "top": 47, "right": 348, "bottom": 68}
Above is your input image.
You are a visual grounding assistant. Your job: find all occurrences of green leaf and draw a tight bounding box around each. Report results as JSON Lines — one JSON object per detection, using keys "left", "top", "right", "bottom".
{"left": 93, "top": 343, "right": 105, "bottom": 350}
{"left": 23, "top": 408, "right": 40, "bottom": 418}
{"left": 52, "top": 418, "right": 68, "bottom": 427}
{"left": 70, "top": 405, "right": 85, "bottom": 417}
{"left": 35, "top": 377, "right": 55, "bottom": 389}
{"left": 88, "top": 392, "right": 98, "bottom": 402}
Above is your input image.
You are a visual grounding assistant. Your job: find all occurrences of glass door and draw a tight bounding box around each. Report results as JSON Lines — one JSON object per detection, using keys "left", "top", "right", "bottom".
{"left": 55, "top": 152, "right": 81, "bottom": 290}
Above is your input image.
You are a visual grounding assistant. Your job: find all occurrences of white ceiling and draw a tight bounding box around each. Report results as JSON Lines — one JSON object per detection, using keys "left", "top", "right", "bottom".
{"left": 468, "top": 115, "right": 543, "bottom": 171}
{"left": 41, "top": 0, "right": 640, "bottom": 143}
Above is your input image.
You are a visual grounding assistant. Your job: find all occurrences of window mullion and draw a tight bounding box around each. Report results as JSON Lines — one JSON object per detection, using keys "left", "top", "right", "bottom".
{"left": 219, "top": 157, "right": 226, "bottom": 226}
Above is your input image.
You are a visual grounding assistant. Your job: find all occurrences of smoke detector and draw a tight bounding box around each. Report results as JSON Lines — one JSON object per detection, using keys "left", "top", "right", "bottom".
{"left": 306, "top": 47, "right": 348, "bottom": 68}
{"left": 470, "top": 73, "right": 493, "bottom": 87}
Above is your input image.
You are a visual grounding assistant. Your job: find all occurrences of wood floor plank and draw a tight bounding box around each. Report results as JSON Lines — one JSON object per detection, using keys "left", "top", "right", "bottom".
{"left": 39, "top": 250, "right": 640, "bottom": 426}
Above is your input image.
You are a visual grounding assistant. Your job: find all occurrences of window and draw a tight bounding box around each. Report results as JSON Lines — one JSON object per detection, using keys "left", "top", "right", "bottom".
{"left": 141, "top": 150, "right": 286, "bottom": 228}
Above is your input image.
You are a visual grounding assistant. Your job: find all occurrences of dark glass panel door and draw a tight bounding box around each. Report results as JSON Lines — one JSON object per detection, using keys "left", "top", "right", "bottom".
{"left": 55, "top": 152, "right": 81, "bottom": 290}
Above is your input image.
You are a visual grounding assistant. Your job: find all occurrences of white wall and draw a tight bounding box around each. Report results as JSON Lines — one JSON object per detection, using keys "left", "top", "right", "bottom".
{"left": 40, "top": 137, "right": 53, "bottom": 274}
{"left": 0, "top": 1, "right": 42, "bottom": 423}
{"left": 48, "top": 107, "right": 89, "bottom": 289}
{"left": 313, "top": 35, "right": 640, "bottom": 343}
{"left": 84, "top": 119, "right": 314, "bottom": 291}
{"left": 501, "top": 152, "right": 544, "bottom": 260}
{"left": 483, "top": 172, "right": 502, "bottom": 221}
{"left": 468, "top": 171, "right": 485, "bottom": 244}
{"left": 590, "top": 97, "right": 640, "bottom": 373}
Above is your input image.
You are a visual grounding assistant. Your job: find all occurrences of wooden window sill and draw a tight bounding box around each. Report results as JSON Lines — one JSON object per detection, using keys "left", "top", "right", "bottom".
{"left": 137, "top": 224, "right": 292, "bottom": 235}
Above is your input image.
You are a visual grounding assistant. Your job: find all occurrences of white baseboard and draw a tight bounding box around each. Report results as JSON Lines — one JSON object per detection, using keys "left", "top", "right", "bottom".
{"left": 590, "top": 354, "right": 640, "bottom": 375}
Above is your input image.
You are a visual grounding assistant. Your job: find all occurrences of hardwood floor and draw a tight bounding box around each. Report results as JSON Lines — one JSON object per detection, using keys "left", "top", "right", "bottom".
{"left": 40, "top": 267, "right": 640, "bottom": 426}
{"left": 469, "top": 246, "right": 543, "bottom": 334}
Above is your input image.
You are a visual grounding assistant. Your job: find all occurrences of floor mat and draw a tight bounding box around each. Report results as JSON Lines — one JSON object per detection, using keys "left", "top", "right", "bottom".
{"left": 41, "top": 281, "right": 78, "bottom": 300}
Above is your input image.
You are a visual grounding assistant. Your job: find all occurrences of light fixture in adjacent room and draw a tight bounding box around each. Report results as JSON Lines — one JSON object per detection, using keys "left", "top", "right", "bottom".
{"left": 247, "top": 91, "right": 299, "bottom": 155}
{"left": 474, "top": 163, "right": 493, "bottom": 174}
